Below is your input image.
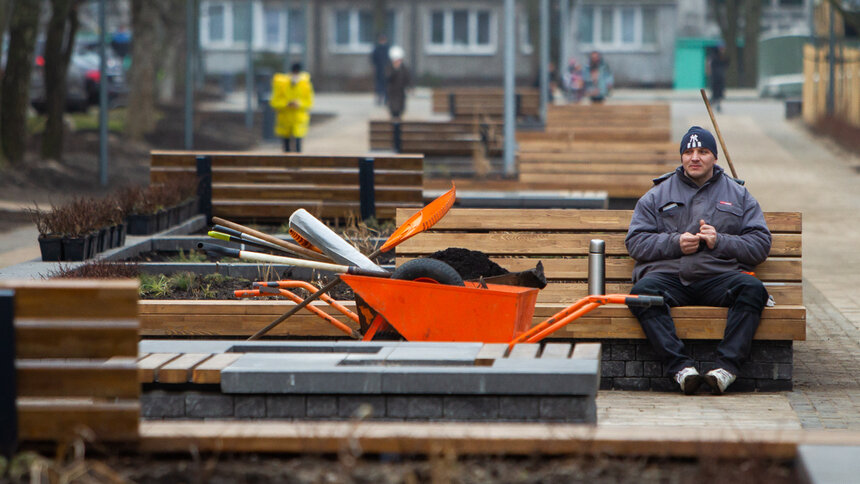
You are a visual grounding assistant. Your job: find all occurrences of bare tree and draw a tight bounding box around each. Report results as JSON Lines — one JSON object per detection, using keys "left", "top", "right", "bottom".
{"left": 709, "top": 0, "right": 762, "bottom": 88}
{"left": 1, "top": 0, "right": 41, "bottom": 165}
{"left": 125, "top": 0, "right": 158, "bottom": 140}
{"left": 709, "top": 0, "right": 740, "bottom": 87}
{"left": 41, "top": 0, "right": 81, "bottom": 161}
{"left": 741, "top": 0, "right": 762, "bottom": 88}
{"left": 154, "top": 0, "right": 187, "bottom": 103}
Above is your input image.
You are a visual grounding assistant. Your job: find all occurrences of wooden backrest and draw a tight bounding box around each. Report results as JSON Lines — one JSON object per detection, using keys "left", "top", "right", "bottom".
{"left": 395, "top": 209, "right": 802, "bottom": 306}
{"left": 431, "top": 87, "right": 540, "bottom": 118}
{"left": 1, "top": 279, "right": 140, "bottom": 442}
{"left": 150, "top": 151, "right": 424, "bottom": 221}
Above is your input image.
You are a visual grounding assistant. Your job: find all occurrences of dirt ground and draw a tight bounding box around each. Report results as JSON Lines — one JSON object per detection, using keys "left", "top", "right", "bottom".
{"left": 2, "top": 452, "right": 798, "bottom": 484}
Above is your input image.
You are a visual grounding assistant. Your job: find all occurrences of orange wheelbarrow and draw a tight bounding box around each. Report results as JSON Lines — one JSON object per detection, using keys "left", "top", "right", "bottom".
{"left": 238, "top": 275, "right": 664, "bottom": 349}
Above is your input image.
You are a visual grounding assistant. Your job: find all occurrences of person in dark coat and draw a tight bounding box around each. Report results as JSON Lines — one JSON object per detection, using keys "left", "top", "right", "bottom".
{"left": 708, "top": 45, "right": 728, "bottom": 112}
{"left": 370, "top": 34, "right": 390, "bottom": 106}
{"left": 625, "top": 126, "right": 772, "bottom": 395}
{"left": 386, "top": 46, "right": 411, "bottom": 121}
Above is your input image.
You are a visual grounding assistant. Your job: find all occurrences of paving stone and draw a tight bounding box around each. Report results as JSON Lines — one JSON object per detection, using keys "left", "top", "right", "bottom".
{"left": 382, "top": 360, "right": 598, "bottom": 396}
{"left": 338, "top": 396, "right": 386, "bottom": 418}
{"left": 385, "top": 396, "right": 409, "bottom": 418}
{"left": 798, "top": 445, "right": 860, "bottom": 484}
{"left": 650, "top": 378, "right": 678, "bottom": 392}
{"left": 643, "top": 361, "right": 663, "bottom": 377}
{"left": 757, "top": 379, "right": 793, "bottom": 392}
{"left": 499, "top": 396, "right": 540, "bottom": 420}
{"left": 266, "top": 395, "right": 306, "bottom": 418}
{"left": 751, "top": 342, "right": 794, "bottom": 363}
{"left": 636, "top": 343, "right": 660, "bottom": 361}
{"left": 599, "top": 378, "right": 613, "bottom": 390}
{"left": 625, "top": 361, "right": 643, "bottom": 377}
{"left": 730, "top": 378, "right": 757, "bottom": 392}
{"left": 306, "top": 396, "right": 338, "bottom": 418}
{"left": 339, "top": 347, "right": 395, "bottom": 365}
{"left": 601, "top": 360, "right": 625, "bottom": 377}
{"left": 443, "top": 396, "right": 499, "bottom": 420}
{"left": 221, "top": 354, "right": 382, "bottom": 394}
{"left": 610, "top": 344, "right": 635, "bottom": 361}
{"left": 539, "top": 396, "right": 595, "bottom": 423}
{"left": 613, "top": 378, "right": 650, "bottom": 391}
{"left": 776, "top": 363, "right": 793, "bottom": 380}
{"left": 186, "top": 392, "right": 233, "bottom": 418}
{"left": 739, "top": 362, "right": 777, "bottom": 379}
{"left": 141, "top": 391, "right": 186, "bottom": 418}
{"left": 384, "top": 345, "right": 481, "bottom": 365}
{"left": 691, "top": 342, "right": 718, "bottom": 361}
{"left": 385, "top": 396, "right": 444, "bottom": 419}
{"left": 235, "top": 395, "right": 266, "bottom": 418}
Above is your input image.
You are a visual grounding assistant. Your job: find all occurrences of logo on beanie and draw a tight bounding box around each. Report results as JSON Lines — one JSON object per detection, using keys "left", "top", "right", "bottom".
{"left": 687, "top": 134, "right": 701, "bottom": 149}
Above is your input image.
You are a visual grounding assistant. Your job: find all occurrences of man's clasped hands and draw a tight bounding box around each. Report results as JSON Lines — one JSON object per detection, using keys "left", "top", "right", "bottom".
{"left": 680, "top": 219, "right": 717, "bottom": 255}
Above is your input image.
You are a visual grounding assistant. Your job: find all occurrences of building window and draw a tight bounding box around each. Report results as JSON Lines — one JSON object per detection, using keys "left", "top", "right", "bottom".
{"left": 427, "top": 8, "right": 495, "bottom": 54}
{"left": 577, "top": 5, "right": 659, "bottom": 51}
{"left": 261, "top": 5, "right": 305, "bottom": 51}
{"left": 232, "top": 2, "right": 250, "bottom": 43}
{"left": 207, "top": 4, "right": 225, "bottom": 43}
{"left": 201, "top": 1, "right": 304, "bottom": 51}
{"left": 332, "top": 8, "right": 397, "bottom": 53}
{"left": 520, "top": 12, "right": 533, "bottom": 54}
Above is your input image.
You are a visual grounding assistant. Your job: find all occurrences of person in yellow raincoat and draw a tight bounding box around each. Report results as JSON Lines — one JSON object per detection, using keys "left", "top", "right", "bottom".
{"left": 270, "top": 63, "right": 314, "bottom": 152}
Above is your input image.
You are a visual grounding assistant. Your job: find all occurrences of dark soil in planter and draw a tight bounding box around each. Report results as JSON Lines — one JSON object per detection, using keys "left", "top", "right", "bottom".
{"left": 140, "top": 272, "right": 356, "bottom": 301}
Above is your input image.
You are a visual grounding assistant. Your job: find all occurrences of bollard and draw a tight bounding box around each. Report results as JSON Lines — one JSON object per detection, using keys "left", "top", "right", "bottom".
{"left": 260, "top": 93, "right": 275, "bottom": 140}
{"left": 588, "top": 239, "right": 605, "bottom": 295}
{"left": 359, "top": 157, "right": 377, "bottom": 221}
{"left": 392, "top": 122, "right": 402, "bottom": 153}
{"left": 0, "top": 290, "right": 17, "bottom": 457}
{"left": 515, "top": 93, "right": 522, "bottom": 117}
{"left": 448, "top": 92, "right": 457, "bottom": 118}
{"left": 196, "top": 155, "right": 213, "bottom": 225}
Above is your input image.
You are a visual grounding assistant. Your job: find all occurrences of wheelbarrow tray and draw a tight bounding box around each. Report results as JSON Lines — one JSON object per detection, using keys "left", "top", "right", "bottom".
{"left": 339, "top": 274, "right": 539, "bottom": 343}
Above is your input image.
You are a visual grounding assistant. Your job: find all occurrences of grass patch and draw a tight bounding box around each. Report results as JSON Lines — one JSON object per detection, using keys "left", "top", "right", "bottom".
{"left": 28, "top": 107, "right": 130, "bottom": 135}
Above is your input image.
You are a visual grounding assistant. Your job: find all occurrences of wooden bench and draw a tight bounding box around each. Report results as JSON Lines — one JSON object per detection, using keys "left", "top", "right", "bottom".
{"left": 0, "top": 280, "right": 139, "bottom": 444}
{"left": 515, "top": 140, "right": 678, "bottom": 199}
{"left": 544, "top": 103, "right": 672, "bottom": 140}
{"left": 369, "top": 120, "right": 502, "bottom": 156}
{"left": 431, "top": 87, "right": 540, "bottom": 119}
{"left": 394, "top": 208, "right": 805, "bottom": 391}
{"left": 150, "top": 151, "right": 424, "bottom": 221}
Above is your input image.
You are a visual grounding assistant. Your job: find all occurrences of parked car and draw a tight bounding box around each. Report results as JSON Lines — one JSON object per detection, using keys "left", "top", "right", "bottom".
{"left": 29, "top": 40, "right": 127, "bottom": 113}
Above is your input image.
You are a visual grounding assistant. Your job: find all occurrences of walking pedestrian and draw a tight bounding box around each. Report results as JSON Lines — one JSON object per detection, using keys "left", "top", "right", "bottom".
{"left": 386, "top": 46, "right": 411, "bottom": 121}
{"left": 370, "top": 34, "right": 390, "bottom": 106}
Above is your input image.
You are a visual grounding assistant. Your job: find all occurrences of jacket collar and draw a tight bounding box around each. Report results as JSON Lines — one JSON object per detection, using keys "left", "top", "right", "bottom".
{"left": 676, "top": 164, "right": 724, "bottom": 188}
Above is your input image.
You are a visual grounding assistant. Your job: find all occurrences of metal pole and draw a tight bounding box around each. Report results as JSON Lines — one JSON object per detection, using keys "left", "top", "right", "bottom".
{"left": 559, "top": 0, "right": 569, "bottom": 88}
{"left": 539, "top": 0, "right": 549, "bottom": 122}
{"left": 284, "top": 1, "right": 292, "bottom": 71}
{"left": 0, "top": 290, "right": 17, "bottom": 458}
{"left": 503, "top": 0, "right": 515, "bottom": 176}
{"left": 302, "top": 0, "right": 310, "bottom": 72}
{"left": 185, "top": 0, "right": 195, "bottom": 149}
{"left": 245, "top": 0, "right": 254, "bottom": 129}
{"left": 826, "top": 2, "right": 835, "bottom": 116}
{"left": 98, "top": 0, "right": 108, "bottom": 186}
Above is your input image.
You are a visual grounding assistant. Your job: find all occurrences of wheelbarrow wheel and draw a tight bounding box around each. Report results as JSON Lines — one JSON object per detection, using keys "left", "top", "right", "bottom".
{"left": 392, "top": 258, "right": 465, "bottom": 286}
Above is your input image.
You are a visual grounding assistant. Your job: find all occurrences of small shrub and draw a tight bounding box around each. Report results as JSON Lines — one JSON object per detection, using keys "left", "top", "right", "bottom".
{"left": 169, "top": 272, "right": 195, "bottom": 292}
{"left": 140, "top": 273, "right": 170, "bottom": 298}
{"left": 48, "top": 261, "right": 140, "bottom": 279}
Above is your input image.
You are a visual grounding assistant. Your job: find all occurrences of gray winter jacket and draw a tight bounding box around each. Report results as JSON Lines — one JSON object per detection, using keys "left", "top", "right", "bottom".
{"left": 625, "top": 165, "right": 771, "bottom": 285}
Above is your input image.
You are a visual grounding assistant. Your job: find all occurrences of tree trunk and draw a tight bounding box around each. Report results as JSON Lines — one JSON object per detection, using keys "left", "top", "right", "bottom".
{"left": 709, "top": 0, "right": 740, "bottom": 87}
{"left": 742, "top": 0, "right": 762, "bottom": 88}
{"left": 125, "top": 0, "right": 159, "bottom": 140}
{"left": 41, "top": 0, "right": 80, "bottom": 161}
{"left": 155, "top": 0, "right": 186, "bottom": 102}
{"left": 0, "top": 0, "right": 41, "bottom": 165}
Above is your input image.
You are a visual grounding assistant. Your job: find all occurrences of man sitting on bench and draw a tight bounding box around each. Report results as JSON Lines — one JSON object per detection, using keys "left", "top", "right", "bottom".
{"left": 625, "top": 126, "right": 771, "bottom": 395}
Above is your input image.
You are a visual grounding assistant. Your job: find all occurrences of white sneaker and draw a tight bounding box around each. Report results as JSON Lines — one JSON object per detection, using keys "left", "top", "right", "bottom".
{"left": 674, "top": 367, "right": 703, "bottom": 395}
{"left": 704, "top": 368, "right": 736, "bottom": 395}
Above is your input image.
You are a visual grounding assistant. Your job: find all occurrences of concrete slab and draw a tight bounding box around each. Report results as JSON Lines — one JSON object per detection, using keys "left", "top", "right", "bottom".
{"left": 798, "top": 445, "right": 860, "bottom": 484}
{"left": 221, "top": 353, "right": 383, "bottom": 394}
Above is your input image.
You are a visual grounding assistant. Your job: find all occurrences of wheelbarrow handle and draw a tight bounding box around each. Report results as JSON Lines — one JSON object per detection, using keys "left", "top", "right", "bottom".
{"left": 624, "top": 295, "right": 664, "bottom": 307}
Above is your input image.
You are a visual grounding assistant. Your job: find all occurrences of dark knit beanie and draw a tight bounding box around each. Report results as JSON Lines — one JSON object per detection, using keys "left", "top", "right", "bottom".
{"left": 680, "top": 126, "right": 718, "bottom": 157}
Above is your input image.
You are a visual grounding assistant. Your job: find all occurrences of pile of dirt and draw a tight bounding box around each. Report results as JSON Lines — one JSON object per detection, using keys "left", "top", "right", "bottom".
{"left": 428, "top": 247, "right": 508, "bottom": 280}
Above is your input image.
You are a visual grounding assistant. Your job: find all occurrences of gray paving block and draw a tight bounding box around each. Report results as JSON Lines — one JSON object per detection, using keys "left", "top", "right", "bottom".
{"left": 643, "top": 361, "right": 663, "bottom": 377}
{"left": 141, "top": 391, "right": 186, "bottom": 418}
{"left": 756, "top": 379, "right": 792, "bottom": 392}
{"left": 775, "top": 363, "right": 792, "bottom": 380}
{"left": 499, "top": 396, "right": 540, "bottom": 420}
{"left": 750, "top": 341, "right": 793, "bottom": 363}
{"left": 636, "top": 343, "right": 660, "bottom": 361}
{"left": 235, "top": 395, "right": 266, "bottom": 418}
{"left": 539, "top": 396, "right": 595, "bottom": 422}
{"left": 382, "top": 360, "right": 599, "bottom": 396}
{"left": 221, "top": 354, "right": 382, "bottom": 394}
{"left": 307, "top": 396, "right": 338, "bottom": 418}
{"left": 186, "top": 392, "right": 233, "bottom": 418}
{"left": 338, "top": 396, "right": 386, "bottom": 418}
{"left": 443, "top": 396, "right": 499, "bottom": 420}
{"left": 386, "top": 396, "right": 443, "bottom": 419}
{"left": 385, "top": 396, "right": 409, "bottom": 418}
{"left": 625, "top": 361, "right": 643, "bottom": 377}
{"left": 798, "top": 445, "right": 860, "bottom": 484}
{"left": 266, "top": 395, "right": 306, "bottom": 418}
{"left": 730, "top": 378, "right": 757, "bottom": 392}
{"left": 339, "top": 347, "right": 396, "bottom": 365}
{"left": 384, "top": 345, "right": 481, "bottom": 365}
{"left": 613, "top": 378, "right": 650, "bottom": 391}
{"left": 601, "top": 360, "right": 625, "bottom": 377}
{"left": 599, "top": 378, "right": 613, "bottom": 390}
{"left": 650, "top": 378, "right": 677, "bottom": 392}
{"left": 738, "top": 362, "right": 776, "bottom": 379}
{"left": 540, "top": 343, "right": 572, "bottom": 359}
{"left": 610, "top": 344, "right": 635, "bottom": 360}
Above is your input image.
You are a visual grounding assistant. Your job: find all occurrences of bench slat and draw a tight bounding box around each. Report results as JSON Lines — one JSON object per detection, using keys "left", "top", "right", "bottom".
{"left": 14, "top": 319, "right": 138, "bottom": 358}
{"left": 157, "top": 353, "right": 214, "bottom": 384}
{"left": 18, "top": 399, "right": 139, "bottom": 441}
{"left": 1, "top": 280, "right": 139, "bottom": 319}
{"left": 152, "top": 167, "right": 423, "bottom": 186}
{"left": 151, "top": 151, "right": 423, "bottom": 171}
{"left": 193, "top": 353, "right": 243, "bottom": 384}
{"left": 16, "top": 359, "right": 138, "bottom": 398}
{"left": 214, "top": 200, "right": 421, "bottom": 220}
{"left": 137, "top": 353, "right": 181, "bottom": 383}
{"left": 213, "top": 184, "right": 422, "bottom": 203}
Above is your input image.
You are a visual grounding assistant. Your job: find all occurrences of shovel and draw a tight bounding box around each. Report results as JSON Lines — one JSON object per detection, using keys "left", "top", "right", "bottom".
{"left": 247, "top": 183, "right": 456, "bottom": 340}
